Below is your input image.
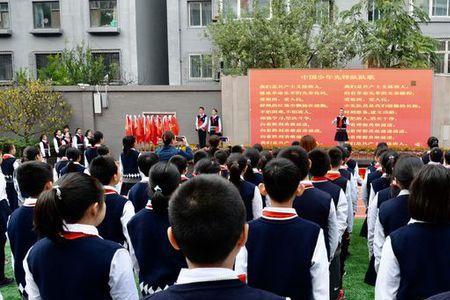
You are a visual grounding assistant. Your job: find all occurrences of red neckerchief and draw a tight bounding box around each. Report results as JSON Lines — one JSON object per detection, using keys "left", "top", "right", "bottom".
{"left": 146, "top": 203, "right": 153, "bottom": 210}
{"left": 61, "top": 232, "right": 96, "bottom": 240}
{"left": 2, "top": 154, "right": 14, "bottom": 160}
{"left": 104, "top": 188, "right": 118, "bottom": 195}
{"left": 325, "top": 172, "right": 342, "bottom": 181}
{"left": 311, "top": 176, "right": 329, "bottom": 182}
{"left": 237, "top": 274, "right": 247, "bottom": 283}
{"left": 262, "top": 209, "right": 297, "bottom": 220}
{"left": 181, "top": 175, "right": 189, "bottom": 182}
{"left": 374, "top": 163, "right": 381, "bottom": 169}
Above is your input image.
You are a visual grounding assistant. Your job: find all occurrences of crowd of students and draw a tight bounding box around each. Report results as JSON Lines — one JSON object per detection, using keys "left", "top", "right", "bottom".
{"left": 0, "top": 131, "right": 449, "bottom": 300}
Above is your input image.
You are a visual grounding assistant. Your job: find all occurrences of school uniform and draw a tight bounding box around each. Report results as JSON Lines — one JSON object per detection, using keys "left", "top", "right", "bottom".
{"left": 127, "top": 175, "right": 150, "bottom": 212}
{"left": 1, "top": 154, "right": 19, "bottom": 211}
{"left": 333, "top": 116, "right": 349, "bottom": 142}
{"left": 39, "top": 141, "right": 51, "bottom": 162}
{"left": 0, "top": 172, "right": 10, "bottom": 284}
{"left": 145, "top": 268, "right": 285, "bottom": 300}
{"left": 53, "top": 135, "right": 65, "bottom": 156}
{"left": 375, "top": 220, "right": 450, "bottom": 300}
{"left": 311, "top": 176, "right": 348, "bottom": 299}
{"left": 373, "top": 190, "right": 411, "bottom": 271}
{"left": 326, "top": 171, "right": 354, "bottom": 232}
{"left": 127, "top": 200, "right": 187, "bottom": 296}
{"left": 97, "top": 186, "right": 135, "bottom": 246}
{"left": 24, "top": 223, "right": 138, "bottom": 300}
{"left": 360, "top": 167, "right": 383, "bottom": 238}
{"left": 59, "top": 162, "right": 88, "bottom": 177}
{"left": 235, "top": 207, "right": 329, "bottom": 300}
{"left": 245, "top": 169, "right": 264, "bottom": 187}
{"left": 119, "top": 149, "right": 141, "bottom": 196}
{"left": 235, "top": 179, "right": 263, "bottom": 222}
{"left": 208, "top": 115, "right": 222, "bottom": 136}
{"left": 7, "top": 197, "right": 38, "bottom": 296}
{"left": 421, "top": 151, "right": 431, "bottom": 165}
{"left": 54, "top": 159, "right": 69, "bottom": 179}
{"left": 84, "top": 144, "right": 101, "bottom": 168}
{"left": 293, "top": 181, "right": 339, "bottom": 260}
{"left": 195, "top": 114, "right": 208, "bottom": 148}
{"left": 72, "top": 134, "right": 87, "bottom": 164}
{"left": 180, "top": 174, "right": 189, "bottom": 183}
{"left": 220, "top": 165, "right": 229, "bottom": 179}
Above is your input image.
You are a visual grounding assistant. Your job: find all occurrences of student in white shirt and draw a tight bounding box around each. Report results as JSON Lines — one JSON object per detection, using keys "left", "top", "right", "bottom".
{"left": 376, "top": 164, "right": 450, "bottom": 300}
{"left": 23, "top": 172, "right": 138, "bottom": 300}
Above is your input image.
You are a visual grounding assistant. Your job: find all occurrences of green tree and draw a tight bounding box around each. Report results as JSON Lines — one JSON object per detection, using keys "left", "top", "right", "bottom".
{"left": 38, "top": 43, "right": 119, "bottom": 85}
{"left": 207, "top": 0, "right": 357, "bottom": 75}
{"left": 340, "top": 0, "right": 437, "bottom": 68}
{"left": 0, "top": 80, "right": 72, "bottom": 143}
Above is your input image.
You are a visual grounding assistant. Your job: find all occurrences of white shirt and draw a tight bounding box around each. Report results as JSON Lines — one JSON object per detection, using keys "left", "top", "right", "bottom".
{"left": 23, "top": 223, "right": 138, "bottom": 300}
{"left": 373, "top": 190, "right": 410, "bottom": 271}
{"left": 375, "top": 219, "right": 424, "bottom": 300}
{"left": 53, "top": 137, "right": 63, "bottom": 154}
{"left": 235, "top": 207, "right": 330, "bottom": 300}
{"left": 208, "top": 116, "right": 222, "bottom": 133}
{"left": 39, "top": 141, "right": 51, "bottom": 158}
{"left": 0, "top": 171, "right": 7, "bottom": 201}
{"left": 336, "top": 189, "right": 349, "bottom": 240}
{"left": 177, "top": 268, "right": 240, "bottom": 285}
{"left": 251, "top": 186, "right": 263, "bottom": 220}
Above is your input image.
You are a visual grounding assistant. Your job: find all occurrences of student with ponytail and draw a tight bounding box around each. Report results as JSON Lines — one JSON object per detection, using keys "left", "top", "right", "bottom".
{"left": 59, "top": 147, "right": 88, "bottom": 176}
{"left": 243, "top": 148, "right": 263, "bottom": 186}
{"left": 226, "top": 153, "right": 263, "bottom": 221}
{"left": 119, "top": 136, "right": 141, "bottom": 196}
{"left": 127, "top": 162, "right": 187, "bottom": 297}
{"left": 23, "top": 173, "right": 138, "bottom": 300}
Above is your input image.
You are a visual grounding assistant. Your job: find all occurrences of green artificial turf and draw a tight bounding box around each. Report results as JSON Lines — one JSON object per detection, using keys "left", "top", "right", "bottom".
{"left": 0, "top": 219, "right": 374, "bottom": 300}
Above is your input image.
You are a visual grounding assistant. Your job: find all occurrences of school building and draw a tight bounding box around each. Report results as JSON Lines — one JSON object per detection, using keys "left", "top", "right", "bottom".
{"left": 0, "top": 0, "right": 449, "bottom": 85}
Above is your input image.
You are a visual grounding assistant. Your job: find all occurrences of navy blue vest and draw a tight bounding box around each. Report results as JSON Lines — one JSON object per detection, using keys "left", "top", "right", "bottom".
{"left": 2, "top": 157, "right": 18, "bottom": 210}
{"left": 127, "top": 208, "right": 187, "bottom": 296}
{"left": 85, "top": 147, "right": 99, "bottom": 166}
{"left": 390, "top": 223, "right": 450, "bottom": 300}
{"left": 293, "top": 188, "right": 332, "bottom": 256}
{"left": 238, "top": 180, "right": 256, "bottom": 221}
{"left": 329, "top": 176, "right": 348, "bottom": 193}
{"left": 74, "top": 135, "right": 85, "bottom": 151}
{"left": 97, "top": 193, "right": 128, "bottom": 244}
{"left": 371, "top": 176, "right": 390, "bottom": 195}
{"left": 246, "top": 217, "right": 320, "bottom": 300}
{"left": 422, "top": 152, "right": 430, "bottom": 165}
{"left": 121, "top": 150, "right": 140, "bottom": 179}
{"left": 376, "top": 187, "right": 400, "bottom": 209}
{"left": 245, "top": 172, "right": 263, "bottom": 187}
{"left": 128, "top": 182, "right": 150, "bottom": 212}
{"left": 339, "top": 169, "right": 352, "bottom": 181}
{"left": 55, "top": 160, "right": 69, "bottom": 177}
{"left": 378, "top": 194, "right": 410, "bottom": 237}
{"left": 366, "top": 170, "right": 383, "bottom": 202}
{"left": 367, "top": 164, "right": 377, "bottom": 174}
{"left": 7, "top": 206, "right": 38, "bottom": 294}
{"left": 346, "top": 159, "right": 357, "bottom": 175}
{"left": 27, "top": 236, "right": 121, "bottom": 300}
{"left": 312, "top": 180, "right": 341, "bottom": 207}
{"left": 60, "top": 163, "right": 86, "bottom": 176}
{"left": 145, "top": 279, "right": 284, "bottom": 300}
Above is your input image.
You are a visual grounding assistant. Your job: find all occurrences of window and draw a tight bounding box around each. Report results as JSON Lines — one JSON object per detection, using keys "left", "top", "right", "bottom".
{"left": 0, "top": 3, "right": 10, "bottom": 29}
{"left": 222, "top": 0, "right": 271, "bottom": 18}
{"left": 435, "top": 40, "right": 450, "bottom": 74}
{"left": 189, "top": 54, "right": 213, "bottom": 79}
{"left": 0, "top": 53, "right": 12, "bottom": 81}
{"left": 92, "top": 52, "right": 120, "bottom": 80}
{"left": 189, "top": 1, "right": 212, "bottom": 27}
{"left": 33, "top": 1, "right": 60, "bottom": 29}
{"left": 431, "top": 0, "right": 450, "bottom": 16}
{"left": 35, "top": 53, "right": 57, "bottom": 74}
{"left": 90, "top": 0, "right": 118, "bottom": 27}
{"left": 368, "top": 0, "right": 381, "bottom": 21}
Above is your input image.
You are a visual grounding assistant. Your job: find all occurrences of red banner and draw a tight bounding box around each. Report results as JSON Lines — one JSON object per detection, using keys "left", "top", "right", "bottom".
{"left": 249, "top": 69, "right": 433, "bottom": 148}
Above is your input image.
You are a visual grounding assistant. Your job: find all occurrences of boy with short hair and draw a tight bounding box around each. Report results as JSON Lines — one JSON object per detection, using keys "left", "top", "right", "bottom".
{"left": 214, "top": 150, "right": 229, "bottom": 178}
{"left": 235, "top": 158, "right": 329, "bottom": 300}
{"left": 169, "top": 155, "right": 189, "bottom": 182}
{"left": 128, "top": 153, "right": 159, "bottom": 212}
{"left": 90, "top": 156, "right": 135, "bottom": 246}
{"left": 8, "top": 161, "right": 53, "bottom": 295}
{"left": 146, "top": 175, "right": 284, "bottom": 300}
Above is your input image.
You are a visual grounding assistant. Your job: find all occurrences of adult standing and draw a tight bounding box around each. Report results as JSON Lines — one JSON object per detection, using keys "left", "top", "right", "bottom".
{"left": 195, "top": 107, "right": 208, "bottom": 149}
{"left": 332, "top": 108, "right": 349, "bottom": 147}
